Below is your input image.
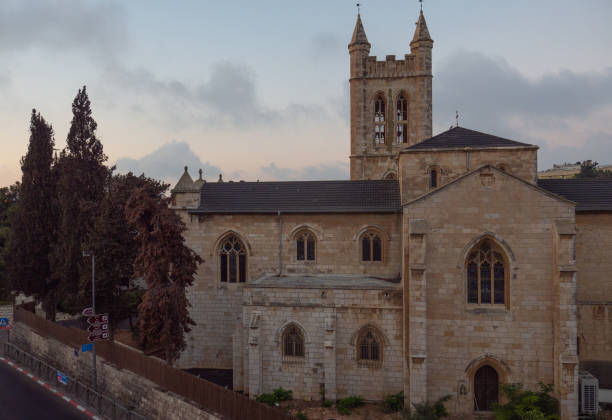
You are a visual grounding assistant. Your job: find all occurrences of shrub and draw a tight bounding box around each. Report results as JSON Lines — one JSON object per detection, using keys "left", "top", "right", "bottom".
{"left": 384, "top": 391, "right": 405, "bottom": 413}
{"left": 493, "top": 383, "right": 559, "bottom": 420}
{"left": 322, "top": 399, "right": 333, "bottom": 408}
{"left": 402, "top": 394, "right": 452, "bottom": 420}
{"left": 296, "top": 412, "right": 308, "bottom": 420}
{"left": 336, "top": 395, "right": 365, "bottom": 415}
{"left": 255, "top": 387, "right": 293, "bottom": 406}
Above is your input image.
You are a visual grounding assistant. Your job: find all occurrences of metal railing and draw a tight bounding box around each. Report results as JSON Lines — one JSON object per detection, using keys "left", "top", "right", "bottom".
{"left": 0, "top": 341, "right": 146, "bottom": 420}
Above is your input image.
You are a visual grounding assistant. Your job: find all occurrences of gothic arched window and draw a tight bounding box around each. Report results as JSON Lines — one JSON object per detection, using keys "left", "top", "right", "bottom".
{"left": 282, "top": 324, "right": 305, "bottom": 357}
{"left": 219, "top": 234, "right": 246, "bottom": 283}
{"left": 374, "top": 95, "right": 386, "bottom": 145}
{"left": 295, "top": 229, "right": 316, "bottom": 261}
{"left": 430, "top": 168, "right": 439, "bottom": 188}
{"left": 361, "top": 231, "right": 383, "bottom": 262}
{"left": 466, "top": 241, "right": 506, "bottom": 305}
{"left": 357, "top": 329, "right": 381, "bottom": 362}
{"left": 396, "top": 95, "right": 408, "bottom": 144}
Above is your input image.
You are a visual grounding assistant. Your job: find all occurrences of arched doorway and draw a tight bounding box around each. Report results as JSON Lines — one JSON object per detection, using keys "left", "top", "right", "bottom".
{"left": 474, "top": 365, "right": 499, "bottom": 411}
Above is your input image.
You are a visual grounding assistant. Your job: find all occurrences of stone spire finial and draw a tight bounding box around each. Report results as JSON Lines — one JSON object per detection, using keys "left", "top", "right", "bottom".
{"left": 218, "top": 174, "right": 224, "bottom": 183}
{"left": 411, "top": 10, "right": 432, "bottom": 43}
{"left": 349, "top": 13, "right": 370, "bottom": 47}
{"left": 198, "top": 168, "right": 203, "bottom": 180}
{"left": 184, "top": 165, "right": 188, "bottom": 173}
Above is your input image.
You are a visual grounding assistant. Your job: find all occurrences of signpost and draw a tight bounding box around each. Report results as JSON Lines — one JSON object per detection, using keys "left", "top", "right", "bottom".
{"left": 86, "top": 313, "right": 110, "bottom": 342}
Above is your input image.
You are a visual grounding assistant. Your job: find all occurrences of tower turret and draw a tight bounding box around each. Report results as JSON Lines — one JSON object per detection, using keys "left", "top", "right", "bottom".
{"left": 348, "top": 14, "right": 371, "bottom": 79}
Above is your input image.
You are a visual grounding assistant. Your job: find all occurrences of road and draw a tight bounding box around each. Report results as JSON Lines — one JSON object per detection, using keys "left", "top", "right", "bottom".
{"left": 0, "top": 356, "right": 90, "bottom": 420}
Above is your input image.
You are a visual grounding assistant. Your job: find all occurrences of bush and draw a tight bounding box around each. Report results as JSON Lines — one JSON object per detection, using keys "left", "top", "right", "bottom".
{"left": 384, "top": 391, "right": 405, "bottom": 413}
{"left": 255, "top": 387, "right": 293, "bottom": 406}
{"left": 296, "top": 412, "right": 308, "bottom": 420}
{"left": 493, "top": 383, "right": 559, "bottom": 420}
{"left": 336, "top": 395, "right": 365, "bottom": 415}
{"left": 322, "top": 399, "right": 333, "bottom": 408}
{"left": 402, "top": 394, "right": 452, "bottom": 420}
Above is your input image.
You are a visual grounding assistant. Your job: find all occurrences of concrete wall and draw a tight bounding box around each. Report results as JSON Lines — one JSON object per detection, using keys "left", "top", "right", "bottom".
{"left": 177, "top": 211, "right": 402, "bottom": 369}
{"left": 10, "top": 322, "right": 220, "bottom": 420}
{"left": 241, "top": 286, "right": 404, "bottom": 401}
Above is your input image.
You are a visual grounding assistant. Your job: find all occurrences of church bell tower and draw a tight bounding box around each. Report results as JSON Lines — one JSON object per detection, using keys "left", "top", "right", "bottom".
{"left": 349, "top": 10, "right": 433, "bottom": 180}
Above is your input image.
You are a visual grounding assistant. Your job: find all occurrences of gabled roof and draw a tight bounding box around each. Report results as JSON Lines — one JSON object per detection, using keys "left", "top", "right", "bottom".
{"left": 189, "top": 180, "right": 401, "bottom": 215}
{"left": 538, "top": 179, "right": 612, "bottom": 212}
{"left": 404, "top": 165, "right": 575, "bottom": 208}
{"left": 402, "top": 126, "right": 536, "bottom": 152}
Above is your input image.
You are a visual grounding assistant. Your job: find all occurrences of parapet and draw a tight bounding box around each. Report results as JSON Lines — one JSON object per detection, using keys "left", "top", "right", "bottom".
{"left": 364, "top": 54, "right": 418, "bottom": 78}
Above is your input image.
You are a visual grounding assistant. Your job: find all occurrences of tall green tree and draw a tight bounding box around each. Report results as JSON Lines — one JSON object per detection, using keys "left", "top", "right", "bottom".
{"left": 86, "top": 172, "right": 168, "bottom": 330}
{"left": 0, "top": 183, "right": 19, "bottom": 301}
{"left": 575, "top": 160, "right": 612, "bottom": 179}
{"left": 52, "top": 86, "right": 108, "bottom": 317}
{"left": 6, "top": 110, "right": 57, "bottom": 314}
{"left": 125, "top": 185, "right": 202, "bottom": 364}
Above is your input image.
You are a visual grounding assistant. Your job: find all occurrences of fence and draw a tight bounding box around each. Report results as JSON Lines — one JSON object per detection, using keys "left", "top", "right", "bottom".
{"left": 0, "top": 341, "right": 146, "bottom": 420}
{"left": 15, "top": 308, "right": 297, "bottom": 420}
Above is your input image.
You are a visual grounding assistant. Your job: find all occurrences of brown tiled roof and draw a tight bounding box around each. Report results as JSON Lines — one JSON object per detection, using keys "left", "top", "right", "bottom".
{"left": 189, "top": 180, "right": 401, "bottom": 214}
{"left": 403, "top": 126, "right": 535, "bottom": 151}
{"left": 538, "top": 179, "right": 612, "bottom": 212}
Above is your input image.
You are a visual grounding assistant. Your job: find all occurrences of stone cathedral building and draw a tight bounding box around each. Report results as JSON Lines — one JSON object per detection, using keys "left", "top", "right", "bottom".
{"left": 171, "top": 10, "right": 612, "bottom": 419}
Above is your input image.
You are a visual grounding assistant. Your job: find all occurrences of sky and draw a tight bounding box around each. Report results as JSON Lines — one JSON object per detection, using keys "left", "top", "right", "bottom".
{"left": 1, "top": 0, "right": 612, "bottom": 187}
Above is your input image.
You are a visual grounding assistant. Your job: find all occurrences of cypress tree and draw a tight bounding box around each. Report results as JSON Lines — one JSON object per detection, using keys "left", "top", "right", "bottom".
{"left": 7, "top": 110, "right": 56, "bottom": 315}
{"left": 52, "top": 86, "right": 108, "bottom": 316}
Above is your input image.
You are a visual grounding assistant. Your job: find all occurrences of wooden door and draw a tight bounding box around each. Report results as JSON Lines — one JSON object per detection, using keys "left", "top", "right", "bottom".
{"left": 474, "top": 365, "right": 499, "bottom": 411}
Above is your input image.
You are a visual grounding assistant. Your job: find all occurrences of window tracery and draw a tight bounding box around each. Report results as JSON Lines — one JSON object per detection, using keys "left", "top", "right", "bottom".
{"left": 295, "top": 230, "right": 316, "bottom": 261}
{"left": 396, "top": 95, "right": 408, "bottom": 144}
{"left": 282, "top": 324, "right": 304, "bottom": 357}
{"left": 219, "top": 234, "right": 246, "bottom": 283}
{"left": 357, "top": 329, "right": 381, "bottom": 362}
{"left": 361, "top": 231, "right": 382, "bottom": 262}
{"left": 374, "top": 95, "right": 386, "bottom": 145}
{"left": 466, "top": 241, "right": 506, "bottom": 305}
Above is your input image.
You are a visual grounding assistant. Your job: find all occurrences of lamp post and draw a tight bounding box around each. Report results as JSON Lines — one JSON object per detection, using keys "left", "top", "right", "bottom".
{"left": 82, "top": 250, "right": 97, "bottom": 391}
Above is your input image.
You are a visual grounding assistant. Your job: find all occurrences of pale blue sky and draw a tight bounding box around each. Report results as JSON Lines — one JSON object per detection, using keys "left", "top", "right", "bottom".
{"left": 1, "top": 0, "right": 612, "bottom": 185}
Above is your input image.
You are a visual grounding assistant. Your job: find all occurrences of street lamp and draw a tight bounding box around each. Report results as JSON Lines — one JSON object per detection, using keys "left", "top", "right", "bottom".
{"left": 82, "top": 250, "right": 97, "bottom": 391}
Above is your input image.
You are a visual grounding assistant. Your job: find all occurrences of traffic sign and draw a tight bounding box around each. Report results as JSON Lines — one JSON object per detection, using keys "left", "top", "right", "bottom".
{"left": 87, "top": 314, "right": 108, "bottom": 325}
{"left": 87, "top": 323, "right": 109, "bottom": 333}
{"left": 57, "top": 370, "right": 68, "bottom": 385}
{"left": 82, "top": 307, "right": 94, "bottom": 316}
{"left": 87, "top": 331, "right": 110, "bottom": 342}
{"left": 0, "top": 318, "right": 8, "bottom": 327}
{"left": 81, "top": 343, "right": 93, "bottom": 353}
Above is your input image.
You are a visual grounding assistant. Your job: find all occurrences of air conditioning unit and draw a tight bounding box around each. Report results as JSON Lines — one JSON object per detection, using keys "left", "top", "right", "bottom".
{"left": 579, "top": 371, "right": 599, "bottom": 415}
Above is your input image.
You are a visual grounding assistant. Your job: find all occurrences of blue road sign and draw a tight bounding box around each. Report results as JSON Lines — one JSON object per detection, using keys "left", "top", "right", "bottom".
{"left": 0, "top": 318, "right": 8, "bottom": 327}
{"left": 81, "top": 343, "right": 93, "bottom": 353}
{"left": 56, "top": 370, "right": 68, "bottom": 385}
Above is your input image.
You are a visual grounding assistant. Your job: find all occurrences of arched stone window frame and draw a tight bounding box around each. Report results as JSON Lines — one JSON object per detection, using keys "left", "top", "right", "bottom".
{"left": 276, "top": 321, "right": 307, "bottom": 363}
{"left": 460, "top": 234, "right": 514, "bottom": 309}
{"left": 383, "top": 170, "right": 397, "bottom": 180}
{"left": 351, "top": 324, "right": 387, "bottom": 368}
{"left": 215, "top": 231, "right": 250, "bottom": 284}
{"left": 465, "top": 355, "right": 510, "bottom": 412}
{"left": 291, "top": 226, "right": 318, "bottom": 263}
{"left": 395, "top": 91, "right": 409, "bottom": 144}
{"left": 354, "top": 226, "right": 390, "bottom": 264}
{"left": 373, "top": 92, "right": 386, "bottom": 145}
{"left": 427, "top": 164, "right": 440, "bottom": 189}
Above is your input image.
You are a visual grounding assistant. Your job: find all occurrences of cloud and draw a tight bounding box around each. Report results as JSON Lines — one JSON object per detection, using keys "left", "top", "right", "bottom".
{"left": 434, "top": 51, "right": 612, "bottom": 167}
{"left": 102, "top": 60, "right": 329, "bottom": 129}
{"left": 0, "top": 0, "right": 127, "bottom": 59}
{"left": 114, "top": 141, "right": 221, "bottom": 183}
{"left": 259, "top": 162, "right": 349, "bottom": 181}
{"left": 311, "top": 32, "right": 343, "bottom": 60}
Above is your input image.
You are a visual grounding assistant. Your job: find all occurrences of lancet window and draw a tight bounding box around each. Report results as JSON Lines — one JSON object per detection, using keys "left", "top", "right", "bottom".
{"left": 466, "top": 241, "right": 506, "bottom": 305}
{"left": 282, "top": 325, "right": 305, "bottom": 357}
{"left": 361, "top": 231, "right": 382, "bottom": 262}
{"left": 374, "top": 95, "right": 386, "bottom": 145}
{"left": 357, "top": 329, "right": 380, "bottom": 362}
{"left": 295, "top": 230, "right": 316, "bottom": 261}
{"left": 219, "top": 235, "right": 246, "bottom": 283}
{"left": 396, "top": 95, "right": 408, "bottom": 144}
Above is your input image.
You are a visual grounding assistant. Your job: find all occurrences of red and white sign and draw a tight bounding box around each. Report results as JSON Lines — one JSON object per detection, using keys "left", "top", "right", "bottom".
{"left": 82, "top": 307, "right": 94, "bottom": 317}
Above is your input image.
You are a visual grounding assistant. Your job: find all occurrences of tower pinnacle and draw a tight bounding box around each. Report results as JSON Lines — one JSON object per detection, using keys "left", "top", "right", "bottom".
{"left": 411, "top": 10, "right": 432, "bottom": 43}
{"left": 349, "top": 13, "right": 370, "bottom": 47}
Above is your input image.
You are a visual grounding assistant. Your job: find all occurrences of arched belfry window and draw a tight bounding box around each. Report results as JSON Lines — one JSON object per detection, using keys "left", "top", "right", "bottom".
{"left": 282, "top": 324, "right": 304, "bottom": 357}
{"left": 357, "top": 329, "right": 381, "bottom": 363}
{"left": 474, "top": 365, "right": 499, "bottom": 411}
{"left": 466, "top": 240, "right": 506, "bottom": 305}
{"left": 396, "top": 95, "right": 408, "bottom": 144}
{"left": 374, "top": 95, "right": 386, "bottom": 145}
{"left": 219, "top": 235, "right": 246, "bottom": 283}
{"left": 295, "top": 229, "right": 316, "bottom": 261}
{"left": 361, "top": 231, "right": 382, "bottom": 262}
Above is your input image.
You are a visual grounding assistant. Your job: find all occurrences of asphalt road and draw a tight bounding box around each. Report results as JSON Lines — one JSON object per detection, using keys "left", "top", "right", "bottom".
{"left": 0, "top": 358, "right": 90, "bottom": 420}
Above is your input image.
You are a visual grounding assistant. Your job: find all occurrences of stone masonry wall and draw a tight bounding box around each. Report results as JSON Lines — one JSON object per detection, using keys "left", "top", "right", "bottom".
{"left": 176, "top": 211, "right": 402, "bottom": 369}
{"left": 10, "top": 322, "right": 220, "bottom": 420}
{"left": 242, "top": 286, "right": 403, "bottom": 401}
{"left": 399, "top": 148, "right": 538, "bottom": 203}
{"left": 404, "top": 167, "right": 576, "bottom": 417}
